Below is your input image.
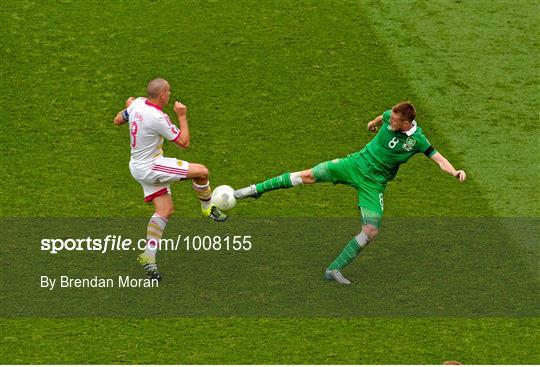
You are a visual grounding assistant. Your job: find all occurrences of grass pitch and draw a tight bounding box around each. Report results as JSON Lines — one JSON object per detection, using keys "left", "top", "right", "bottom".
{"left": 1, "top": 0, "right": 539, "bottom": 364}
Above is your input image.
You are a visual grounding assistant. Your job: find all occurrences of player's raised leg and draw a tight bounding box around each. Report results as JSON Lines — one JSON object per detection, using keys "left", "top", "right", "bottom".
{"left": 138, "top": 194, "right": 174, "bottom": 281}
{"left": 187, "top": 163, "right": 228, "bottom": 222}
{"left": 234, "top": 169, "right": 316, "bottom": 199}
{"left": 234, "top": 157, "right": 353, "bottom": 199}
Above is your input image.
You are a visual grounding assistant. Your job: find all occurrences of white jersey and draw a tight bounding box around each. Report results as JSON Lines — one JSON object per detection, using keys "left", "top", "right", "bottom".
{"left": 123, "top": 97, "right": 181, "bottom": 168}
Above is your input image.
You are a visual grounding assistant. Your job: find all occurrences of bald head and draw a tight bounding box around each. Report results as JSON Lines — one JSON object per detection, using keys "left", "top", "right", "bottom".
{"left": 147, "top": 78, "right": 169, "bottom": 99}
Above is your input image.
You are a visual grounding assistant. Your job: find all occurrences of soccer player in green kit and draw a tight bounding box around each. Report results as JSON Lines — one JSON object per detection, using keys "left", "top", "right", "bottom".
{"left": 234, "top": 102, "right": 467, "bottom": 284}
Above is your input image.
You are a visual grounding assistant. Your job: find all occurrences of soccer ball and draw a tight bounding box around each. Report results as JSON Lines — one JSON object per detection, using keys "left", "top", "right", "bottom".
{"left": 211, "top": 185, "right": 237, "bottom": 211}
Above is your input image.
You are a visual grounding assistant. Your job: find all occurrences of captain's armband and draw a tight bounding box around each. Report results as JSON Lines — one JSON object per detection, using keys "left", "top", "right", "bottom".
{"left": 424, "top": 146, "right": 436, "bottom": 157}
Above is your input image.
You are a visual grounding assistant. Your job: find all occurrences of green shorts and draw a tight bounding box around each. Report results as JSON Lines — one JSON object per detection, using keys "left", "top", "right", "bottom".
{"left": 312, "top": 156, "right": 385, "bottom": 228}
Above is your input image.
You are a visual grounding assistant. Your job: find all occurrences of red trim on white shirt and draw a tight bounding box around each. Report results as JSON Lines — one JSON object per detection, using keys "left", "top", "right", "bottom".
{"left": 145, "top": 100, "right": 163, "bottom": 111}
{"left": 170, "top": 130, "right": 182, "bottom": 142}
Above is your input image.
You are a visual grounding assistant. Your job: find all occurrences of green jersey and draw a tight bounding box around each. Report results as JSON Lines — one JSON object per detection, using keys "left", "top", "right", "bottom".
{"left": 354, "top": 110, "right": 437, "bottom": 185}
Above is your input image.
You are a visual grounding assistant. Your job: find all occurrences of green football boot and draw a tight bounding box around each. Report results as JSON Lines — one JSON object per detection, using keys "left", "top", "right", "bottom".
{"left": 137, "top": 253, "right": 162, "bottom": 282}
{"left": 202, "top": 205, "right": 228, "bottom": 222}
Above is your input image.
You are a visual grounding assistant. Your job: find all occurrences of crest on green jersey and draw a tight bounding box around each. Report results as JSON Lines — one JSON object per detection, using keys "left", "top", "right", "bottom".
{"left": 402, "top": 137, "right": 416, "bottom": 151}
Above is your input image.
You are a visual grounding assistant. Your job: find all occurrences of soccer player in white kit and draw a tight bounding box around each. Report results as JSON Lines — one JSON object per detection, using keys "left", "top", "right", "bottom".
{"left": 114, "top": 78, "right": 227, "bottom": 281}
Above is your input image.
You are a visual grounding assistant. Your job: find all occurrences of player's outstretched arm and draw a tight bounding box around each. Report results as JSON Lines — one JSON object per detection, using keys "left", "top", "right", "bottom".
{"left": 172, "top": 101, "right": 190, "bottom": 148}
{"left": 113, "top": 111, "right": 127, "bottom": 125}
{"left": 367, "top": 115, "right": 383, "bottom": 132}
{"left": 113, "top": 97, "right": 135, "bottom": 125}
{"left": 430, "top": 152, "right": 466, "bottom": 182}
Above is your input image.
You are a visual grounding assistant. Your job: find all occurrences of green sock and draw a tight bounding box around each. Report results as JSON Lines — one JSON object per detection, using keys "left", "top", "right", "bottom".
{"left": 327, "top": 236, "right": 365, "bottom": 271}
{"left": 255, "top": 173, "right": 292, "bottom": 194}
